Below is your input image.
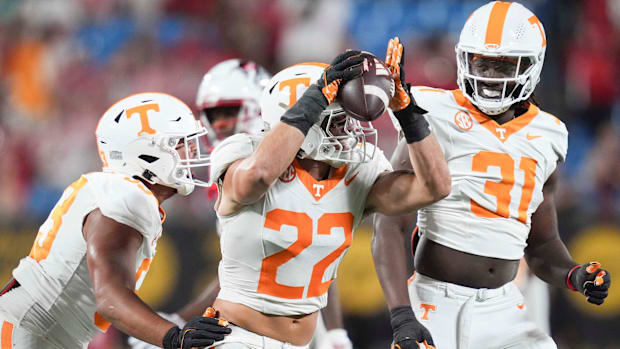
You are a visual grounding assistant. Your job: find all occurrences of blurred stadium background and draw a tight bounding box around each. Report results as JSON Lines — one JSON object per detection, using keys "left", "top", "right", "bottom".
{"left": 0, "top": 0, "right": 618, "bottom": 348}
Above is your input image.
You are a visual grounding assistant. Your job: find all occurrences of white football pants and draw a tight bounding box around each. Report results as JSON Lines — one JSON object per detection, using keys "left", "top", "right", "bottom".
{"left": 408, "top": 273, "right": 556, "bottom": 349}
{"left": 0, "top": 286, "right": 88, "bottom": 349}
{"left": 212, "top": 323, "right": 309, "bottom": 349}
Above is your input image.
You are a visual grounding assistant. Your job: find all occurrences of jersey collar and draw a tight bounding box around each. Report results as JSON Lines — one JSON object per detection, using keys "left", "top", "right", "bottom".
{"left": 451, "top": 89, "right": 539, "bottom": 143}
{"left": 293, "top": 159, "right": 347, "bottom": 201}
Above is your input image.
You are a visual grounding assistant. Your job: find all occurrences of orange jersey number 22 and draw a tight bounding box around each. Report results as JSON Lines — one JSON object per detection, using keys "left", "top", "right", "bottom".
{"left": 257, "top": 209, "right": 353, "bottom": 299}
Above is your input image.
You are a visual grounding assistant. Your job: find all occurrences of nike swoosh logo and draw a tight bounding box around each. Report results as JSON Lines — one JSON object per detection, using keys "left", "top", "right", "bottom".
{"left": 526, "top": 133, "right": 541, "bottom": 140}
{"left": 517, "top": 303, "right": 525, "bottom": 309}
{"left": 344, "top": 172, "right": 359, "bottom": 186}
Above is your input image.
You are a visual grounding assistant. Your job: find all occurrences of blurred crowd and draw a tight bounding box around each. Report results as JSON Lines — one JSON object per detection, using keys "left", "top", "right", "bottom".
{"left": 0, "top": 0, "right": 619, "bottom": 348}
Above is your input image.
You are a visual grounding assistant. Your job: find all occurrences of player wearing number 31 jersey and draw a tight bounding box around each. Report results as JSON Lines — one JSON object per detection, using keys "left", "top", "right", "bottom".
{"left": 373, "top": 2, "right": 611, "bottom": 349}
{"left": 207, "top": 49, "right": 450, "bottom": 348}
{"left": 411, "top": 87, "right": 565, "bottom": 258}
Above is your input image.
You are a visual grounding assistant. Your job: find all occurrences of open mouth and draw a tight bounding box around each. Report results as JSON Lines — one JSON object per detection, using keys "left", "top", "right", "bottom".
{"left": 480, "top": 87, "right": 501, "bottom": 98}
{"left": 477, "top": 82, "right": 504, "bottom": 99}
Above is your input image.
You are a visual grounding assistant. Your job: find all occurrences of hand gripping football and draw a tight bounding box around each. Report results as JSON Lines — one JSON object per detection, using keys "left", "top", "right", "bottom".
{"left": 337, "top": 52, "right": 395, "bottom": 122}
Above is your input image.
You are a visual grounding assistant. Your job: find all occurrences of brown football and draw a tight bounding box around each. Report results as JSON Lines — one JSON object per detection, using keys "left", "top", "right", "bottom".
{"left": 337, "top": 52, "right": 395, "bottom": 122}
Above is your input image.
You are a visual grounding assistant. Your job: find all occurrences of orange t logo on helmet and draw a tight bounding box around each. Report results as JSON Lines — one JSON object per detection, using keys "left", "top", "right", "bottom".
{"left": 126, "top": 103, "right": 159, "bottom": 136}
{"left": 279, "top": 78, "right": 311, "bottom": 107}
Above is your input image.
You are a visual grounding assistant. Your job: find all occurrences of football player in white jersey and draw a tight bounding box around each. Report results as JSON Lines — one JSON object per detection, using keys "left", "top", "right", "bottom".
{"left": 372, "top": 2, "right": 612, "bottom": 349}
{"left": 0, "top": 92, "right": 232, "bottom": 349}
{"left": 128, "top": 60, "right": 354, "bottom": 349}
{"left": 204, "top": 47, "right": 450, "bottom": 349}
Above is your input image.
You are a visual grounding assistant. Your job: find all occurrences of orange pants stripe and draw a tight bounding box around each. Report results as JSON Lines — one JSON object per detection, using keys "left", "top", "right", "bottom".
{"left": 1, "top": 321, "right": 13, "bottom": 349}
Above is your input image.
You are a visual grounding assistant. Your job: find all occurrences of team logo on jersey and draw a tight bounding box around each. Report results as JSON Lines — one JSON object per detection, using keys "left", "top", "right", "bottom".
{"left": 454, "top": 111, "right": 473, "bottom": 131}
{"left": 419, "top": 303, "right": 437, "bottom": 320}
{"left": 526, "top": 132, "right": 541, "bottom": 140}
{"left": 496, "top": 127, "right": 507, "bottom": 140}
{"left": 279, "top": 164, "right": 296, "bottom": 182}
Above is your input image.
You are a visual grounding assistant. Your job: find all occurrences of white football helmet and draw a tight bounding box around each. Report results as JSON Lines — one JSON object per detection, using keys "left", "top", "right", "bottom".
{"left": 96, "top": 92, "right": 210, "bottom": 196}
{"left": 260, "top": 62, "right": 377, "bottom": 168}
{"left": 196, "top": 59, "right": 271, "bottom": 146}
{"left": 456, "top": 1, "right": 546, "bottom": 115}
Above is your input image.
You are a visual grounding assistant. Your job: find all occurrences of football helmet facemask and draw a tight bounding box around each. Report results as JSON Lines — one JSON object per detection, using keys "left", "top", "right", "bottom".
{"left": 260, "top": 62, "right": 377, "bottom": 168}
{"left": 96, "top": 92, "right": 210, "bottom": 196}
{"left": 456, "top": 1, "right": 546, "bottom": 115}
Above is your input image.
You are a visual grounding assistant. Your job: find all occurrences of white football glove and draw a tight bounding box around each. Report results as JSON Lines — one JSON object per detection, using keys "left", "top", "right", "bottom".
{"left": 127, "top": 312, "right": 186, "bottom": 349}
{"left": 315, "top": 328, "right": 353, "bottom": 349}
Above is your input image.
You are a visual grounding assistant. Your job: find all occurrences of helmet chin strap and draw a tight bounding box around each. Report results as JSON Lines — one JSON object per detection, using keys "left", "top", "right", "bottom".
{"left": 174, "top": 182, "right": 195, "bottom": 196}
{"left": 296, "top": 147, "right": 347, "bottom": 168}
{"left": 135, "top": 170, "right": 194, "bottom": 196}
{"left": 316, "top": 156, "right": 347, "bottom": 168}
{"left": 477, "top": 103, "right": 511, "bottom": 115}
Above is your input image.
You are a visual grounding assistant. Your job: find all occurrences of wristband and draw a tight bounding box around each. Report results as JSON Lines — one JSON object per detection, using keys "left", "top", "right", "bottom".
{"left": 566, "top": 264, "right": 581, "bottom": 291}
{"left": 390, "top": 305, "right": 416, "bottom": 329}
{"left": 393, "top": 100, "right": 430, "bottom": 144}
{"left": 162, "top": 326, "right": 180, "bottom": 349}
{"left": 280, "top": 85, "right": 327, "bottom": 136}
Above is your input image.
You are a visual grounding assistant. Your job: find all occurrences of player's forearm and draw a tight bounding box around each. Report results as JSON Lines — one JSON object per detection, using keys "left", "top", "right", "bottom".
{"left": 525, "top": 236, "right": 577, "bottom": 289}
{"left": 177, "top": 279, "right": 221, "bottom": 321}
{"left": 249, "top": 82, "right": 327, "bottom": 186}
{"left": 95, "top": 285, "right": 174, "bottom": 346}
{"left": 371, "top": 215, "right": 412, "bottom": 309}
{"left": 405, "top": 134, "right": 451, "bottom": 203}
{"left": 320, "top": 282, "right": 345, "bottom": 330}
{"left": 233, "top": 122, "right": 305, "bottom": 203}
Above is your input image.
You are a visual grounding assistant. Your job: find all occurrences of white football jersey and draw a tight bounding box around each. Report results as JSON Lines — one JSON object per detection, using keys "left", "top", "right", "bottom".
{"left": 411, "top": 87, "right": 568, "bottom": 260}
{"left": 213, "top": 135, "right": 391, "bottom": 315}
{"left": 7, "top": 172, "right": 164, "bottom": 342}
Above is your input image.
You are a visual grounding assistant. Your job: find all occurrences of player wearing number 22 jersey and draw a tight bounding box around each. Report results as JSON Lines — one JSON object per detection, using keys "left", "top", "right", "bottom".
{"left": 373, "top": 3, "right": 611, "bottom": 349}
{"left": 207, "top": 50, "right": 450, "bottom": 348}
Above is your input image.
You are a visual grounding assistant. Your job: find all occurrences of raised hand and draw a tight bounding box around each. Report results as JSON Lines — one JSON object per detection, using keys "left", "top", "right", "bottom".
{"left": 385, "top": 37, "right": 411, "bottom": 112}
{"left": 317, "top": 50, "right": 364, "bottom": 104}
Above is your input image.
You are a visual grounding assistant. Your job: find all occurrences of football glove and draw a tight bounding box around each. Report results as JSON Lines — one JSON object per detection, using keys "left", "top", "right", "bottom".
{"left": 281, "top": 50, "right": 363, "bottom": 136}
{"left": 162, "top": 315, "right": 231, "bottom": 349}
{"left": 315, "top": 328, "right": 353, "bottom": 349}
{"left": 385, "top": 37, "right": 410, "bottom": 112}
{"left": 567, "top": 261, "right": 611, "bottom": 305}
{"left": 128, "top": 313, "right": 186, "bottom": 349}
{"left": 385, "top": 37, "right": 430, "bottom": 143}
{"left": 317, "top": 50, "right": 365, "bottom": 104}
{"left": 390, "top": 306, "right": 435, "bottom": 349}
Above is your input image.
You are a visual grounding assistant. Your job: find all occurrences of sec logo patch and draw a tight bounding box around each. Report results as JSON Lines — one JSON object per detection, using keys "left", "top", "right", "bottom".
{"left": 279, "top": 164, "right": 296, "bottom": 182}
{"left": 454, "top": 111, "right": 473, "bottom": 131}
